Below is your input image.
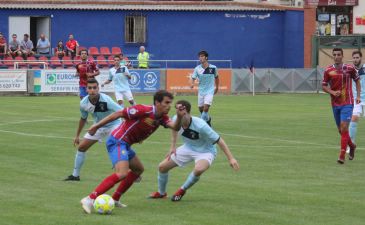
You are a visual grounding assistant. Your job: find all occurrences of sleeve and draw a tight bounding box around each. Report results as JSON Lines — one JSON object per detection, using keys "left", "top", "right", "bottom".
{"left": 214, "top": 66, "right": 219, "bottom": 78}
{"left": 201, "top": 123, "right": 220, "bottom": 144}
{"left": 192, "top": 67, "right": 198, "bottom": 80}
{"left": 124, "top": 66, "right": 130, "bottom": 75}
{"left": 322, "top": 69, "right": 330, "bottom": 86}
{"left": 80, "top": 106, "right": 88, "bottom": 120}
{"left": 351, "top": 66, "right": 360, "bottom": 81}
{"left": 30, "top": 41, "right": 34, "bottom": 49}
{"left": 76, "top": 64, "right": 80, "bottom": 73}
{"left": 106, "top": 95, "right": 123, "bottom": 112}
{"left": 121, "top": 105, "right": 150, "bottom": 120}
{"left": 160, "top": 114, "right": 172, "bottom": 128}
{"left": 37, "top": 39, "right": 40, "bottom": 47}
{"left": 108, "top": 70, "right": 113, "bottom": 81}
{"left": 92, "top": 62, "right": 99, "bottom": 71}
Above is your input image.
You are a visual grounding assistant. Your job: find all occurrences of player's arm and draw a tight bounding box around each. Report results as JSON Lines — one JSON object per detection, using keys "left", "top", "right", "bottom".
{"left": 88, "top": 110, "right": 124, "bottom": 135}
{"left": 101, "top": 79, "right": 112, "bottom": 87}
{"left": 166, "top": 130, "right": 178, "bottom": 160}
{"left": 165, "top": 106, "right": 187, "bottom": 131}
{"left": 355, "top": 78, "right": 361, "bottom": 104}
{"left": 191, "top": 68, "right": 198, "bottom": 89}
{"left": 322, "top": 71, "right": 340, "bottom": 97}
{"left": 87, "top": 65, "right": 100, "bottom": 78}
{"left": 74, "top": 117, "right": 87, "bottom": 146}
{"left": 214, "top": 76, "right": 219, "bottom": 95}
{"left": 216, "top": 137, "right": 240, "bottom": 171}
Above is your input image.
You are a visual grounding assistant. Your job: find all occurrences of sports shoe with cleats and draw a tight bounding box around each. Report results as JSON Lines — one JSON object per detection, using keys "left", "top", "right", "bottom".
{"left": 64, "top": 175, "right": 80, "bottom": 181}
{"left": 207, "top": 117, "right": 212, "bottom": 127}
{"left": 171, "top": 188, "right": 186, "bottom": 202}
{"left": 349, "top": 144, "right": 356, "bottom": 160}
{"left": 80, "top": 196, "right": 94, "bottom": 214}
{"left": 114, "top": 201, "right": 127, "bottom": 208}
{"left": 148, "top": 192, "right": 167, "bottom": 199}
{"left": 337, "top": 150, "right": 346, "bottom": 164}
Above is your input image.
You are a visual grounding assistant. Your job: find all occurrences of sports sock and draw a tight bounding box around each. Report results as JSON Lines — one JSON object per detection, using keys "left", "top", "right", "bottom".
{"left": 72, "top": 150, "right": 86, "bottom": 177}
{"left": 89, "top": 173, "right": 120, "bottom": 199}
{"left": 181, "top": 172, "right": 200, "bottom": 190}
{"left": 349, "top": 121, "right": 358, "bottom": 144}
{"left": 201, "top": 111, "right": 208, "bottom": 121}
{"left": 112, "top": 171, "right": 139, "bottom": 201}
{"left": 157, "top": 172, "right": 169, "bottom": 195}
{"left": 341, "top": 131, "right": 352, "bottom": 151}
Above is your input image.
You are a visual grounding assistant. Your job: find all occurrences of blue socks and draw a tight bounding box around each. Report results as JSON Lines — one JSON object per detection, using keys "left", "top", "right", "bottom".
{"left": 201, "top": 111, "right": 210, "bottom": 122}
{"left": 72, "top": 150, "right": 86, "bottom": 177}
{"left": 182, "top": 172, "right": 200, "bottom": 190}
{"left": 349, "top": 121, "right": 358, "bottom": 143}
{"left": 158, "top": 172, "right": 169, "bottom": 195}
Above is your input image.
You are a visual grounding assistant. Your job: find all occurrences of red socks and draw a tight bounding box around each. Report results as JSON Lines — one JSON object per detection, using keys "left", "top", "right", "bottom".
{"left": 341, "top": 131, "right": 354, "bottom": 151}
{"left": 89, "top": 173, "right": 120, "bottom": 199}
{"left": 112, "top": 171, "right": 140, "bottom": 201}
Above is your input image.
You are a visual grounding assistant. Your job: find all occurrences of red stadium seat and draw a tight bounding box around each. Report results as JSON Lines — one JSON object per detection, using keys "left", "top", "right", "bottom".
{"left": 89, "top": 47, "right": 100, "bottom": 56}
{"left": 100, "top": 47, "right": 111, "bottom": 57}
{"left": 3, "top": 56, "right": 14, "bottom": 68}
{"left": 14, "top": 56, "right": 26, "bottom": 68}
{"left": 50, "top": 56, "right": 63, "bottom": 68}
{"left": 26, "top": 56, "right": 40, "bottom": 68}
{"left": 96, "top": 55, "right": 108, "bottom": 68}
{"left": 62, "top": 56, "right": 74, "bottom": 68}
{"left": 108, "top": 55, "right": 115, "bottom": 65}
{"left": 111, "top": 47, "right": 122, "bottom": 55}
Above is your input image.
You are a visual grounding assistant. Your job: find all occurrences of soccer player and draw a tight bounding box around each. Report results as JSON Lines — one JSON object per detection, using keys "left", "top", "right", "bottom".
{"left": 80, "top": 90, "right": 187, "bottom": 214}
{"left": 348, "top": 50, "right": 365, "bottom": 158}
{"left": 64, "top": 79, "right": 122, "bottom": 181}
{"left": 101, "top": 54, "right": 135, "bottom": 108}
{"left": 149, "top": 100, "right": 239, "bottom": 201}
{"left": 75, "top": 50, "right": 100, "bottom": 99}
{"left": 190, "top": 50, "right": 219, "bottom": 126}
{"left": 322, "top": 48, "right": 361, "bottom": 164}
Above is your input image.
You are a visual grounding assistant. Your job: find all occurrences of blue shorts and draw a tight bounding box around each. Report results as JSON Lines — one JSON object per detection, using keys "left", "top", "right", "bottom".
{"left": 106, "top": 135, "right": 136, "bottom": 166}
{"left": 79, "top": 86, "right": 87, "bottom": 98}
{"left": 332, "top": 104, "right": 353, "bottom": 127}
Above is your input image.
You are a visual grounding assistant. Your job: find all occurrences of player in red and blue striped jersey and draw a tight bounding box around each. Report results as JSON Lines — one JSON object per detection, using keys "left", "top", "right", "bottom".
{"left": 322, "top": 48, "right": 361, "bottom": 164}
{"left": 80, "top": 90, "right": 187, "bottom": 214}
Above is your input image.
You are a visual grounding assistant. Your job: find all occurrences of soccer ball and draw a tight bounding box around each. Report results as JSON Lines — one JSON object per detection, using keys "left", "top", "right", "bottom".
{"left": 93, "top": 194, "right": 115, "bottom": 214}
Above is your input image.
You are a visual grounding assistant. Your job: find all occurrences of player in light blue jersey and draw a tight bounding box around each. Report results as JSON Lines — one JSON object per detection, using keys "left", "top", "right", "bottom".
{"left": 65, "top": 79, "right": 123, "bottom": 181}
{"left": 190, "top": 50, "right": 219, "bottom": 126}
{"left": 102, "top": 54, "right": 135, "bottom": 108}
{"left": 348, "top": 50, "right": 365, "bottom": 160}
{"left": 149, "top": 100, "right": 239, "bottom": 201}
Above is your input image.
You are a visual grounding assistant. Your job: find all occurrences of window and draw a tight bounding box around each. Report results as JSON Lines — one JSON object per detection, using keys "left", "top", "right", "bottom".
{"left": 125, "top": 15, "right": 146, "bottom": 43}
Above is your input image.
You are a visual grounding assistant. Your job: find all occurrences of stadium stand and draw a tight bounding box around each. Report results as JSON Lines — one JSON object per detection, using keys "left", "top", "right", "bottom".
{"left": 111, "top": 47, "right": 122, "bottom": 55}
{"left": 89, "top": 47, "right": 100, "bottom": 57}
{"left": 96, "top": 55, "right": 109, "bottom": 68}
{"left": 62, "top": 56, "right": 74, "bottom": 68}
{"left": 49, "top": 56, "right": 63, "bottom": 69}
{"left": 100, "top": 47, "right": 111, "bottom": 57}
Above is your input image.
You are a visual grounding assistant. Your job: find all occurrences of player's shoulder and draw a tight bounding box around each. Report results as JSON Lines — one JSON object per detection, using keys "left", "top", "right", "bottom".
{"left": 80, "top": 96, "right": 89, "bottom": 105}
{"left": 194, "top": 64, "right": 202, "bottom": 70}
{"left": 191, "top": 116, "right": 209, "bottom": 129}
{"left": 324, "top": 65, "right": 334, "bottom": 72}
{"left": 109, "top": 67, "right": 116, "bottom": 73}
{"left": 99, "top": 93, "right": 112, "bottom": 101}
{"left": 132, "top": 104, "right": 153, "bottom": 112}
{"left": 208, "top": 64, "right": 217, "bottom": 69}
{"left": 344, "top": 64, "right": 355, "bottom": 70}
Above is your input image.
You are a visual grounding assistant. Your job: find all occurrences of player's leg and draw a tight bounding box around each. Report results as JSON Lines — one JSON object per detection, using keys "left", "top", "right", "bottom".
{"left": 201, "top": 95, "right": 213, "bottom": 126}
{"left": 64, "top": 137, "right": 97, "bottom": 181}
{"left": 149, "top": 157, "right": 179, "bottom": 198}
{"left": 337, "top": 105, "right": 355, "bottom": 164}
{"left": 112, "top": 150, "right": 143, "bottom": 204}
{"left": 81, "top": 136, "right": 130, "bottom": 214}
{"left": 79, "top": 86, "right": 87, "bottom": 100}
{"left": 349, "top": 103, "right": 361, "bottom": 144}
{"left": 115, "top": 91, "right": 124, "bottom": 108}
{"left": 124, "top": 90, "right": 136, "bottom": 106}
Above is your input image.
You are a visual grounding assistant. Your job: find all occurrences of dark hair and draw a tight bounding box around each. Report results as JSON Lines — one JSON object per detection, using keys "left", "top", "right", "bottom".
{"left": 80, "top": 49, "right": 88, "bottom": 55}
{"left": 332, "top": 48, "right": 343, "bottom": 55}
{"left": 175, "top": 100, "right": 191, "bottom": 113}
{"left": 352, "top": 50, "right": 362, "bottom": 57}
{"left": 24, "top": 34, "right": 29, "bottom": 38}
{"left": 198, "top": 50, "right": 208, "bottom": 58}
{"left": 114, "top": 54, "right": 121, "bottom": 59}
{"left": 153, "top": 90, "right": 174, "bottom": 105}
{"left": 87, "top": 78, "right": 99, "bottom": 85}
{"left": 12, "top": 34, "right": 17, "bottom": 37}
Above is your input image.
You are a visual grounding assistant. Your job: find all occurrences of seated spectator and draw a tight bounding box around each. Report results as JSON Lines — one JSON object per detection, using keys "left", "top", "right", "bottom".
{"left": 66, "top": 34, "right": 79, "bottom": 59}
{"left": 55, "top": 40, "right": 66, "bottom": 59}
{"left": 0, "top": 33, "right": 6, "bottom": 59}
{"left": 36, "top": 33, "right": 50, "bottom": 55}
{"left": 137, "top": 45, "right": 149, "bottom": 69}
{"left": 20, "top": 34, "right": 35, "bottom": 59}
{"left": 120, "top": 53, "right": 131, "bottom": 68}
{"left": 7, "top": 34, "right": 21, "bottom": 58}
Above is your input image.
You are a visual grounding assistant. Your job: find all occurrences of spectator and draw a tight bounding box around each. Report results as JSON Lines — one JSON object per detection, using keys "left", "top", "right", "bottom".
{"left": 55, "top": 40, "right": 66, "bottom": 59}
{"left": 66, "top": 34, "right": 79, "bottom": 59}
{"left": 20, "top": 33, "right": 35, "bottom": 59}
{"left": 0, "top": 33, "right": 6, "bottom": 59}
{"left": 36, "top": 33, "right": 50, "bottom": 55}
{"left": 137, "top": 46, "right": 149, "bottom": 69}
{"left": 7, "top": 34, "right": 21, "bottom": 58}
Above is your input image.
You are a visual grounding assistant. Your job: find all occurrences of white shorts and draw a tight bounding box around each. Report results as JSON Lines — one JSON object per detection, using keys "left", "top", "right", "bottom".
{"left": 352, "top": 102, "right": 365, "bottom": 117}
{"left": 198, "top": 94, "right": 214, "bottom": 107}
{"left": 83, "top": 125, "right": 118, "bottom": 142}
{"left": 170, "top": 145, "right": 216, "bottom": 167}
{"left": 115, "top": 90, "right": 134, "bottom": 102}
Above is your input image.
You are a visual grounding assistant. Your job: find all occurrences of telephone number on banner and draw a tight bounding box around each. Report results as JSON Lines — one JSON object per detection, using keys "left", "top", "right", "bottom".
{"left": 0, "top": 83, "right": 22, "bottom": 89}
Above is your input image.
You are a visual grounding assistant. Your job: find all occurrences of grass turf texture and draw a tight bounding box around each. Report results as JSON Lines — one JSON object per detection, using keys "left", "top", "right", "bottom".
{"left": 0, "top": 94, "right": 364, "bottom": 225}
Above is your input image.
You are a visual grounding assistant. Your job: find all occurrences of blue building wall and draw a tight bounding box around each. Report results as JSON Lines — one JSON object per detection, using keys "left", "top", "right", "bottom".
{"left": 0, "top": 8, "right": 304, "bottom": 68}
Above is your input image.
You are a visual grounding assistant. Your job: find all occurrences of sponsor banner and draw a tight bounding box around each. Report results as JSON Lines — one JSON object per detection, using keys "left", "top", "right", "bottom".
{"left": 39, "top": 69, "right": 160, "bottom": 93}
{"left": 304, "top": 0, "right": 358, "bottom": 6}
{"left": 0, "top": 70, "right": 27, "bottom": 92}
{"left": 166, "top": 69, "right": 231, "bottom": 93}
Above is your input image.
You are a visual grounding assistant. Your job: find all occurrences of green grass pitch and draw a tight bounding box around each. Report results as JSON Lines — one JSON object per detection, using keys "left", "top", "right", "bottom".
{"left": 0, "top": 94, "right": 364, "bottom": 225}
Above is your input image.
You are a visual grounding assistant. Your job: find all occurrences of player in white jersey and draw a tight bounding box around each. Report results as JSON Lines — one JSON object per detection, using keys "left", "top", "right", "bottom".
{"left": 64, "top": 78, "right": 122, "bottom": 181}
{"left": 102, "top": 54, "right": 135, "bottom": 108}
{"left": 348, "top": 50, "right": 365, "bottom": 160}
{"left": 149, "top": 100, "right": 239, "bottom": 201}
{"left": 190, "top": 50, "right": 219, "bottom": 126}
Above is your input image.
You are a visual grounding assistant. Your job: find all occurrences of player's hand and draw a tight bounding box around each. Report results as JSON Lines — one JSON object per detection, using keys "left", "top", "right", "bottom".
{"left": 73, "top": 137, "right": 80, "bottom": 146}
{"left": 190, "top": 84, "right": 194, "bottom": 89}
{"left": 356, "top": 98, "right": 361, "bottom": 104}
{"left": 229, "top": 158, "right": 240, "bottom": 171}
{"left": 332, "top": 90, "right": 341, "bottom": 97}
{"left": 176, "top": 105, "right": 187, "bottom": 118}
{"left": 88, "top": 125, "right": 98, "bottom": 136}
{"left": 166, "top": 147, "right": 177, "bottom": 160}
